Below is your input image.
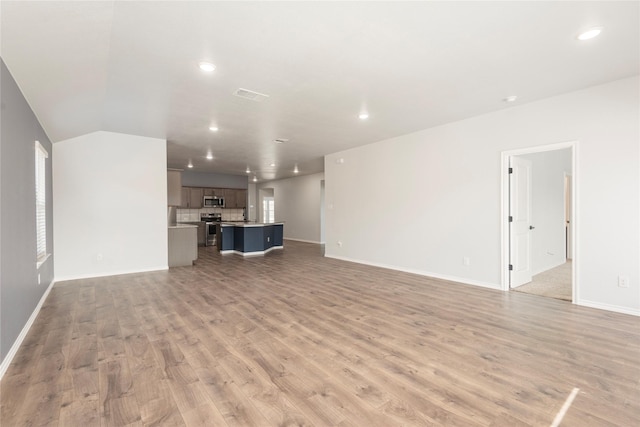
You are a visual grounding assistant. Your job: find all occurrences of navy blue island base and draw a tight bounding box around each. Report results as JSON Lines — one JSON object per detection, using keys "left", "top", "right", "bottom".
{"left": 218, "top": 222, "right": 284, "bottom": 256}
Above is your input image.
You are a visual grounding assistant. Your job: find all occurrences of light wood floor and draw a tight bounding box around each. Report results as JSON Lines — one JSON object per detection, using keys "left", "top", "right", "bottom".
{"left": 2, "top": 241, "right": 639, "bottom": 426}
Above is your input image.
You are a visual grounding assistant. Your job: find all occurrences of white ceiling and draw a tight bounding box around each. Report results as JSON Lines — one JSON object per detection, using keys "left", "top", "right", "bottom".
{"left": 2, "top": 1, "right": 638, "bottom": 181}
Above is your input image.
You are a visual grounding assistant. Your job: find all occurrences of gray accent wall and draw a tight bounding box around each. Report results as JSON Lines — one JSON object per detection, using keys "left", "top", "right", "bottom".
{"left": 0, "top": 59, "right": 54, "bottom": 363}
{"left": 182, "top": 171, "right": 248, "bottom": 189}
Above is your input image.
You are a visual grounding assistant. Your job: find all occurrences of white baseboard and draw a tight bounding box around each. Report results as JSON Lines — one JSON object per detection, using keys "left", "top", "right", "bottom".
{"left": 324, "top": 254, "right": 500, "bottom": 290}
{"left": 0, "top": 278, "right": 56, "bottom": 380}
{"left": 283, "top": 238, "right": 322, "bottom": 244}
{"left": 577, "top": 299, "right": 640, "bottom": 317}
{"left": 220, "top": 246, "right": 284, "bottom": 257}
{"left": 54, "top": 265, "right": 169, "bottom": 282}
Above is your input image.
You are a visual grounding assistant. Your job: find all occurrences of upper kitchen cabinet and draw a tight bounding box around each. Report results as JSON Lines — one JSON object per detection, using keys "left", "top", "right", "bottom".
{"left": 235, "top": 189, "right": 247, "bottom": 209}
{"left": 204, "top": 188, "right": 225, "bottom": 197}
{"left": 167, "top": 169, "right": 182, "bottom": 206}
{"left": 224, "top": 189, "right": 237, "bottom": 208}
{"left": 180, "top": 186, "right": 247, "bottom": 209}
{"left": 180, "top": 187, "right": 204, "bottom": 209}
{"left": 189, "top": 188, "right": 204, "bottom": 209}
{"left": 180, "top": 188, "right": 190, "bottom": 208}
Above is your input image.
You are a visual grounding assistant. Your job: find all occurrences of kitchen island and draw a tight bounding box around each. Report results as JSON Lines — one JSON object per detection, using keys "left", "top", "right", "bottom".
{"left": 218, "top": 222, "right": 284, "bottom": 256}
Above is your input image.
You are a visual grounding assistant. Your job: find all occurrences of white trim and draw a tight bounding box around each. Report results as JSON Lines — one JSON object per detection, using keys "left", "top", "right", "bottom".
{"left": 500, "top": 141, "right": 578, "bottom": 305}
{"left": 325, "top": 254, "right": 500, "bottom": 290}
{"left": 0, "top": 278, "right": 56, "bottom": 380}
{"left": 577, "top": 299, "right": 640, "bottom": 317}
{"left": 220, "top": 246, "right": 284, "bottom": 257}
{"left": 284, "top": 237, "right": 322, "bottom": 244}
{"left": 54, "top": 265, "right": 168, "bottom": 282}
{"left": 36, "top": 252, "right": 51, "bottom": 269}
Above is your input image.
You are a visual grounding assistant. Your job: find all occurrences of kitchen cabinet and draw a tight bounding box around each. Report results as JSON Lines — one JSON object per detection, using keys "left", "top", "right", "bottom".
{"left": 168, "top": 225, "right": 198, "bottom": 267}
{"left": 224, "top": 189, "right": 237, "bottom": 208}
{"left": 189, "top": 188, "right": 204, "bottom": 208}
{"left": 180, "top": 188, "right": 190, "bottom": 208}
{"left": 181, "top": 186, "right": 247, "bottom": 209}
{"left": 167, "top": 169, "right": 182, "bottom": 206}
{"left": 235, "top": 189, "right": 247, "bottom": 209}
{"left": 180, "top": 221, "right": 206, "bottom": 246}
{"left": 180, "top": 187, "right": 204, "bottom": 208}
{"left": 205, "top": 188, "right": 226, "bottom": 198}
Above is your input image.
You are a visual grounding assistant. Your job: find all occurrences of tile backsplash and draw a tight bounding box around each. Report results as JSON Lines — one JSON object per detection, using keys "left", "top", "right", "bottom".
{"left": 177, "top": 207, "right": 245, "bottom": 222}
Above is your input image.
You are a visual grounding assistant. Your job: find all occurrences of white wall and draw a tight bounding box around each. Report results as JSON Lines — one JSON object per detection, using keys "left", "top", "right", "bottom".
{"left": 247, "top": 183, "right": 257, "bottom": 221}
{"left": 256, "top": 173, "right": 325, "bottom": 243}
{"left": 325, "top": 76, "right": 639, "bottom": 315}
{"left": 53, "top": 131, "right": 168, "bottom": 280}
{"left": 520, "top": 149, "right": 571, "bottom": 275}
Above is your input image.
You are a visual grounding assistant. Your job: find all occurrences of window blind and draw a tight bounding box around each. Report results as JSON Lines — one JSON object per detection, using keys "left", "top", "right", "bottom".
{"left": 35, "top": 141, "right": 48, "bottom": 262}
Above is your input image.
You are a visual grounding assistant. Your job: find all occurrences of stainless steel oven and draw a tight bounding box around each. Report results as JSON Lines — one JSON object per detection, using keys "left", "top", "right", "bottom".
{"left": 201, "top": 213, "right": 221, "bottom": 246}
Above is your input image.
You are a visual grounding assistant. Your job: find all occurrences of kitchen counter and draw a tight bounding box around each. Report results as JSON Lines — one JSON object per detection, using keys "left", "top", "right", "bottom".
{"left": 169, "top": 223, "right": 198, "bottom": 229}
{"left": 218, "top": 222, "right": 284, "bottom": 256}
{"left": 168, "top": 224, "right": 198, "bottom": 267}
{"left": 177, "top": 221, "right": 206, "bottom": 246}
{"left": 221, "top": 221, "right": 284, "bottom": 227}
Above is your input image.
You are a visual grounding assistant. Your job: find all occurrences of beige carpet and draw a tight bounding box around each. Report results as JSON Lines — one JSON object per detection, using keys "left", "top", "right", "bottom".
{"left": 512, "top": 261, "right": 572, "bottom": 301}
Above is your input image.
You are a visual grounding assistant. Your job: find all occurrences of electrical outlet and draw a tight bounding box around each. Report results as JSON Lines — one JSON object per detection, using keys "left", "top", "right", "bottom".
{"left": 463, "top": 257, "right": 470, "bottom": 266}
{"left": 618, "top": 275, "right": 630, "bottom": 288}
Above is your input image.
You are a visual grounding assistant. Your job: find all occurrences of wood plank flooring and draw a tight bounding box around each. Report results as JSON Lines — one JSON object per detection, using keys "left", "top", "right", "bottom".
{"left": 1, "top": 241, "right": 639, "bottom": 426}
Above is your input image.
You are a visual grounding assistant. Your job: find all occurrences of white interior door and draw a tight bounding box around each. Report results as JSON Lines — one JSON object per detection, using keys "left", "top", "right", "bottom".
{"left": 510, "top": 157, "right": 533, "bottom": 288}
{"left": 565, "top": 174, "right": 573, "bottom": 260}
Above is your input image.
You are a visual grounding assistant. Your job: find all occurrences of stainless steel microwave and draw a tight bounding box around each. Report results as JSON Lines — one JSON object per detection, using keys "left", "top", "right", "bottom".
{"left": 203, "top": 196, "right": 224, "bottom": 207}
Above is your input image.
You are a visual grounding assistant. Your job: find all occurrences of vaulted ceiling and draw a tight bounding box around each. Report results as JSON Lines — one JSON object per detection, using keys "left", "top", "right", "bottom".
{"left": 2, "top": 1, "right": 638, "bottom": 181}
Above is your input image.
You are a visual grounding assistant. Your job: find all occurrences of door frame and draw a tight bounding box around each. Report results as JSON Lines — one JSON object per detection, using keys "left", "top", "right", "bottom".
{"left": 500, "top": 140, "right": 578, "bottom": 303}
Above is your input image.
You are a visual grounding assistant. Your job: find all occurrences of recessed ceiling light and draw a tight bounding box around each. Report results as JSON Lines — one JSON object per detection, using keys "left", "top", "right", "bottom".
{"left": 209, "top": 126, "right": 219, "bottom": 132}
{"left": 359, "top": 113, "right": 369, "bottom": 120}
{"left": 206, "top": 153, "right": 213, "bottom": 160}
{"left": 577, "top": 27, "right": 603, "bottom": 41}
{"left": 187, "top": 161, "right": 193, "bottom": 168}
{"left": 198, "top": 61, "right": 216, "bottom": 72}
{"left": 270, "top": 163, "right": 276, "bottom": 167}
{"left": 503, "top": 95, "right": 518, "bottom": 103}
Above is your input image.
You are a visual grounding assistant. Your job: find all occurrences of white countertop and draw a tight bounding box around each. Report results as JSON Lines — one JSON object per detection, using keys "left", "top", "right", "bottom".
{"left": 221, "top": 221, "right": 284, "bottom": 228}
{"left": 169, "top": 223, "right": 198, "bottom": 229}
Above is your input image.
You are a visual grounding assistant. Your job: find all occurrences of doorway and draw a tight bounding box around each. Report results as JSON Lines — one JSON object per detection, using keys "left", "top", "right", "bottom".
{"left": 501, "top": 142, "right": 577, "bottom": 303}
{"left": 259, "top": 188, "right": 275, "bottom": 223}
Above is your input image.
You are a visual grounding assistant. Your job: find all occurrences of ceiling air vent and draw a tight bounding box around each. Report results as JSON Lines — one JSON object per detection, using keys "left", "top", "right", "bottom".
{"left": 234, "top": 88, "right": 269, "bottom": 102}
